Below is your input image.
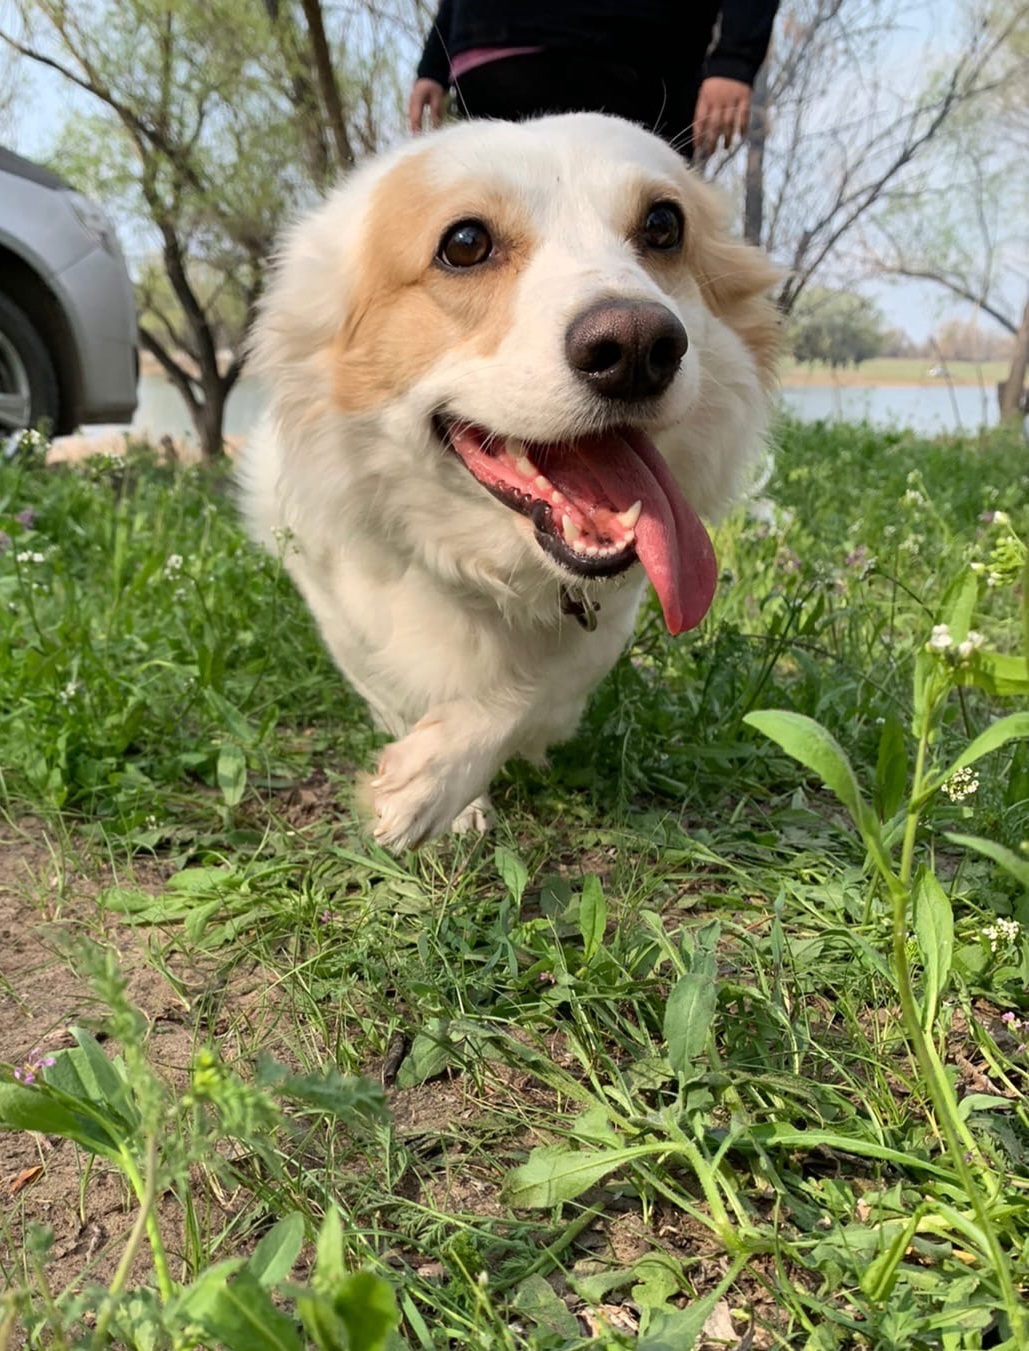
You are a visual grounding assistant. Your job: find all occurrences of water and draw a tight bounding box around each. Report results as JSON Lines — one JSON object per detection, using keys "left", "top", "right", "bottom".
{"left": 122, "top": 373, "right": 1002, "bottom": 445}
{"left": 781, "top": 383, "right": 1000, "bottom": 436}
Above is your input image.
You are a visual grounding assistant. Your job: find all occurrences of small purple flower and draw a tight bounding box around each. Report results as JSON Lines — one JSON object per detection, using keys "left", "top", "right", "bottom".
{"left": 14, "top": 1049, "right": 56, "bottom": 1084}
{"left": 16, "top": 508, "right": 36, "bottom": 530}
{"left": 0, "top": 530, "right": 10, "bottom": 555}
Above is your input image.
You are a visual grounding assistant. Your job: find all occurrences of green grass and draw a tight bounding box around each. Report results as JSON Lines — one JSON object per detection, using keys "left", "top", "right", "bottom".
{"left": 0, "top": 417, "right": 1027, "bottom": 1350}
{"left": 781, "top": 357, "right": 1011, "bottom": 385}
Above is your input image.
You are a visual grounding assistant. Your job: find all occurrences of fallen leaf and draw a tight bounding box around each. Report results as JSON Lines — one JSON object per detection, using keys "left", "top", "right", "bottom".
{"left": 8, "top": 1165, "right": 43, "bottom": 1196}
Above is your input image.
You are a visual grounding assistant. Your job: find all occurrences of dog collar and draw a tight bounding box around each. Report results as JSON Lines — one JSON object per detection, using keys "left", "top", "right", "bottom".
{"left": 560, "top": 587, "right": 599, "bottom": 631}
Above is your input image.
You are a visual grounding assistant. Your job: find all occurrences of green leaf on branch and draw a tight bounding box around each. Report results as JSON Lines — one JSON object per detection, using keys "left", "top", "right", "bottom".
{"left": 503, "top": 1142, "right": 659, "bottom": 1208}
{"left": 945, "top": 834, "right": 1029, "bottom": 892}
{"left": 0, "top": 1082, "right": 119, "bottom": 1156}
{"left": 193, "top": 1269, "right": 303, "bottom": 1351}
{"left": 954, "top": 651, "right": 1029, "bottom": 697}
{"left": 217, "top": 742, "right": 248, "bottom": 807}
{"left": 247, "top": 1213, "right": 304, "bottom": 1288}
{"left": 330, "top": 1272, "right": 400, "bottom": 1351}
{"left": 664, "top": 923, "right": 719, "bottom": 1086}
{"left": 934, "top": 713, "right": 1029, "bottom": 787}
{"left": 495, "top": 847, "right": 529, "bottom": 907}
{"left": 579, "top": 874, "right": 607, "bottom": 961}
{"left": 912, "top": 867, "right": 954, "bottom": 1028}
{"left": 744, "top": 710, "right": 891, "bottom": 872}
{"left": 874, "top": 711, "right": 908, "bottom": 822}
{"left": 941, "top": 568, "right": 979, "bottom": 642}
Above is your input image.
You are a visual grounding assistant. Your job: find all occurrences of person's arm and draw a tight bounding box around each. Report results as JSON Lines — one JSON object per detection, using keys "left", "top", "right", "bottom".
{"left": 409, "top": 1, "right": 454, "bottom": 132}
{"left": 705, "top": 0, "right": 780, "bottom": 86}
{"left": 694, "top": 0, "right": 780, "bottom": 155}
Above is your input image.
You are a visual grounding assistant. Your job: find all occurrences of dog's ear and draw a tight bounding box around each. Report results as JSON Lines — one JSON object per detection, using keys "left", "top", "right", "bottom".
{"left": 685, "top": 179, "right": 783, "bottom": 389}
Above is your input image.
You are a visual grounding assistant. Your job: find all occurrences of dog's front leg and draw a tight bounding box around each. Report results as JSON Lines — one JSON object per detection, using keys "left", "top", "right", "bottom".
{"left": 363, "top": 700, "right": 517, "bottom": 851}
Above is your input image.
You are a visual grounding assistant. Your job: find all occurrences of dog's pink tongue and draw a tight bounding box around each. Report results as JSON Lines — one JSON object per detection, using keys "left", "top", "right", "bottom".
{"left": 548, "top": 429, "right": 717, "bottom": 635}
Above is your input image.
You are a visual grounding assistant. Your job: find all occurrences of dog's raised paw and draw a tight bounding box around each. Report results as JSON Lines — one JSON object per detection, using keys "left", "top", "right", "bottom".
{"left": 368, "top": 722, "right": 481, "bottom": 851}
{"left": 451, "top": 794, "right": 493, "bottom": 837}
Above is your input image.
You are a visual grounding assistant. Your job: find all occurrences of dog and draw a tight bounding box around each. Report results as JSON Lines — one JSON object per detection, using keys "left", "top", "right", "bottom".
{"left": 240, "top": 113, "right": 780, "bottom": 851}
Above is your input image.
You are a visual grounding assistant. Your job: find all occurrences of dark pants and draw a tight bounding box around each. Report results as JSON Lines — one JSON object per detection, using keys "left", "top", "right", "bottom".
{"left": 452, "top": 51, "right": 699, "bottom": 159}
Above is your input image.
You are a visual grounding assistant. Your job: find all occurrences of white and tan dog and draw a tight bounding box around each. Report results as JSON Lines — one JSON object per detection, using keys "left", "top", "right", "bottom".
{"left": 240, "top": 114, "right": 780, "bottom": 850}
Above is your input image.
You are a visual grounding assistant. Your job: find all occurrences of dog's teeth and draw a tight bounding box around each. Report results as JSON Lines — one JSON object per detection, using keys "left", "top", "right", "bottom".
{"left": 550, "top": 490, "right": 567, "bottom": 507}
{"left": 584, "top": 544, "right": 600, "bottom": 557}
{"left": 534, "top": 475, "right": 552, "bottom": 493}
{"left": 516, "top": 455, "right": 535, "bottom": 477}
{"left": 562, "top": 515, "right": 582, "bottom": 545}
{"left": 617, "top": 500, "right": 643, "bottom": 530}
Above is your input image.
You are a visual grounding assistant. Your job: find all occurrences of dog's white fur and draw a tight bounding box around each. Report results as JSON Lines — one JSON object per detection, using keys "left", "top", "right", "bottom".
{"left": 240, "top": 114, "right": 779, "bottom": 850}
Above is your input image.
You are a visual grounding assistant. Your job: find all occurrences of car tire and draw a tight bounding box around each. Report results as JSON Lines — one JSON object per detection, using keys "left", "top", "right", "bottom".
{"left": 0, "top": 292, "right": 60, "bottom": 435}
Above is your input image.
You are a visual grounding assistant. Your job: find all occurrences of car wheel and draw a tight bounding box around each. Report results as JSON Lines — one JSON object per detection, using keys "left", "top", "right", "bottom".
{"left": 0, "top": 292, "right": 60, "bottom": 435}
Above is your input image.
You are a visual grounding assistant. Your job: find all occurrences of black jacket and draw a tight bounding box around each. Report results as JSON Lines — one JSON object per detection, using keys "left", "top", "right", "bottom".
{"left": 416, "top": 0, "right": 779, "bottom": 88}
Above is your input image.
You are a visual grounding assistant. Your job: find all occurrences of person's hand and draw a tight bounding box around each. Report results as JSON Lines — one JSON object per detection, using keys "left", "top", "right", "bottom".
{"left": 408, "top": 78, "right": 447, "bottom": 134}
{"left": 693, "top": 77, "right": 752, "bottom": 157}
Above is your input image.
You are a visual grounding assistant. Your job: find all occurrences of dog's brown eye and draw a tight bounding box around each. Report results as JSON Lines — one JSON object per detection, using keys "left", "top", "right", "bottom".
{"left": 641, "top": 202, "right": 684, "bottom": 251}
{"left": 438, "top": 219, "right": 493, "bottom": 268}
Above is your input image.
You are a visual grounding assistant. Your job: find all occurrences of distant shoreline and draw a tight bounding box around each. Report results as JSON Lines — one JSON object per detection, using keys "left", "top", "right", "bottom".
{"left": 136, "top": 351, "right": 1008, "bottom": 391}
{"left": 781, "top": 372, "right": 1003, "bottom": 390}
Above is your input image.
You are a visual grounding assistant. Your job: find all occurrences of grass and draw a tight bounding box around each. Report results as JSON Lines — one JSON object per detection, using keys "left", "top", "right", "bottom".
{"left": 780, "top": 357, "right": 1011, "bottom": 386}
{"left": 0, "top": 415, "right": 1027, "bottom": 1350}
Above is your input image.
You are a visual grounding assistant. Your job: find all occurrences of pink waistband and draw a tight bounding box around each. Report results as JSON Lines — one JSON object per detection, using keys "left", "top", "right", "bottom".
{"left": 450, "top": 46, "right": 544, "bottom": 79}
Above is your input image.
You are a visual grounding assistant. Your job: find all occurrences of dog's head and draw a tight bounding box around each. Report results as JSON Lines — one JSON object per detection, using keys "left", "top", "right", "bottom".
{"left": 253, "top": 114, "right": 781, "bottom": 630}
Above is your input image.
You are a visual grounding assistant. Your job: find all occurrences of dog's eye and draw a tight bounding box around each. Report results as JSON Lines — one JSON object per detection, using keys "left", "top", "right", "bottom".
{"left": 640, "top": 202, "right": 684, "bottom": 252}
{"left": 438, "top": 220, "right": 494, "bottom": 268}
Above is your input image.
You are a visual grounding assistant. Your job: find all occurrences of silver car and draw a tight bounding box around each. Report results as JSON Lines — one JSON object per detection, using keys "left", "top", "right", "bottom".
{"left": 0, "top": 146, "right": 138, "bottom": 436}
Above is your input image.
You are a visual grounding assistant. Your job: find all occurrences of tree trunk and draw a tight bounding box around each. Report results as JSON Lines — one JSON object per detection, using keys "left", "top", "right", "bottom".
{"left": 193, "top": 383, "right": 227, "bottom": 462}
{"left": 997, "top": 295, "right": 1029, "bottom": 422}
{"left": 743, "top": 65, "right": 768, "bottom": 247}
{"left": 299, "top": 0, "right": 354, "bottom": 172}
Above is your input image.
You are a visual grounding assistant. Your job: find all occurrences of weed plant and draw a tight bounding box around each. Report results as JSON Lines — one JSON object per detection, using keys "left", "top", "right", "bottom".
{"left": 0, "top": 417, "right": 1027, "bottom": 1349}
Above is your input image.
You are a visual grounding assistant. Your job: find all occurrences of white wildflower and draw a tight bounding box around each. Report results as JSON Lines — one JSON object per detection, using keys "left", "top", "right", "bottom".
{"left": 928, "top": 624, "right": 952, "bottom": 652}
{"left": 956, "top": 631, "right": 985, "bottom": 661}
{"left": 164, "top": 553, "right": 184, "bottom": 578}
{"left": 983, "top": 918, "right": 1021, "bottom": 952}
{"left": 903, "top": 488, "right": 925, "bottom": 506}
{"left": 943, "top": 766, "right": 979, "bottom": 802}
{"left": 15, "top": 550, "right": 46, "bottom": 564}
{"left": 59, "top": 680, "right": 81, "bottom": 704}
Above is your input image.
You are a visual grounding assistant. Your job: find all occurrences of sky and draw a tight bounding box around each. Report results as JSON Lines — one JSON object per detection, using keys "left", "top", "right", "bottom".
{"left": 0, "top": 0, "right": 1015, "bottom": 344}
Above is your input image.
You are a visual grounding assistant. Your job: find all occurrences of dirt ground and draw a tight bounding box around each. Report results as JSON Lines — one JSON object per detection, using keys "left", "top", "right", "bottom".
{"left": 0, "top": 815, "right": 772, "bottom": 1347}
{"left": 0, "top": 819, "right": 247, "bottom": 1307}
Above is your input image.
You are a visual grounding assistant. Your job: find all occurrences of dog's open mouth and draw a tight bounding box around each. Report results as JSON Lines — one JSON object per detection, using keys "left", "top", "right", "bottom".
{"left": 440, "top": 419, "right": 718, "bottom": 634}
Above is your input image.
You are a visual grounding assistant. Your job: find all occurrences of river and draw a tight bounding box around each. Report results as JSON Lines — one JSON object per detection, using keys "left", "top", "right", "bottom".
{"left": 124, "top": 373, "right": 1003, "bottom": 444}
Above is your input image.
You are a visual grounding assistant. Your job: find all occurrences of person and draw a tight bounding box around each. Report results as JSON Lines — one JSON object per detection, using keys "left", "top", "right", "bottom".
{"left": 408, "top": 0, "right": 780, "bottom": 160}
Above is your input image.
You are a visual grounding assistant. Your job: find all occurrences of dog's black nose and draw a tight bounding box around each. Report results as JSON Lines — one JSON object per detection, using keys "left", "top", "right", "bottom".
{"left": 565, "top": 300, "right": 688, "bottom": 401}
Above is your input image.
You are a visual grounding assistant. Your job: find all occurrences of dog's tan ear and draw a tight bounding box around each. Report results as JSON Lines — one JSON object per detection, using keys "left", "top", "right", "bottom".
{"left": 685, "top": 179, "right": 784, "bottom": 390}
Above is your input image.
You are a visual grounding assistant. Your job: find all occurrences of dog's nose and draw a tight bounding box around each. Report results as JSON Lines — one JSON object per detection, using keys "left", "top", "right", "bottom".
{"left": 565, "top": 300, "right": 688, "bottom": 400}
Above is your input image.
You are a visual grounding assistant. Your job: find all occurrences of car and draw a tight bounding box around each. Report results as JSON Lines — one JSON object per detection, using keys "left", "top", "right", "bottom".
{"left": 0, "top": 145, "right": 138, "bottom": 439}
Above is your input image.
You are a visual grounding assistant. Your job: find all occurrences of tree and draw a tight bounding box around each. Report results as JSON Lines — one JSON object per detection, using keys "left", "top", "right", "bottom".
{"left": 787, "top": 287, "right": 887, "bottom": 368}
{"left": 712, "top": 0, "right": 1026, "bottom": 320}
{"left": 0, "top": 1, "right": 417, "bottom": 457}
{"left": 864, "top": 2, "right": 1029, "bottom": 420}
